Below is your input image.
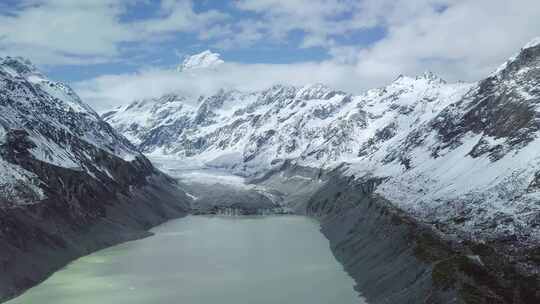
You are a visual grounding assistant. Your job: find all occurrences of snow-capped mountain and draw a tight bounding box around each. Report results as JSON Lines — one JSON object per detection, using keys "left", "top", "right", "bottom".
{"left": 105, "top": 38, "right": 540, "bottom": 244}
{"left": 176, "top": 50, "right": 224, "bottom": 72}
{"left": 0, "top": 56, "right": 143, "bottom": 206}
{"left": 0, "top": 56, "right": 189, "bottom": 301}
{"left": 103, "top": 73, "right": 470, "bottom": 174}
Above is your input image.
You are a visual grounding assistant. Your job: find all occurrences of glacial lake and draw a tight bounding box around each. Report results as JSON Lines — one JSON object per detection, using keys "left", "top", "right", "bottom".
{"left": 7, "top": 216, "right": 364, "bottom": 304}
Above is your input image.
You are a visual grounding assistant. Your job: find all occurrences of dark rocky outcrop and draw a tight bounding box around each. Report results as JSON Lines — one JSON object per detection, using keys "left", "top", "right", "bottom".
{"left": 0, "top": 131, "right": 190, "bottom": 303}
{"left": 309, "top": 172, "right": 539, "bottom": 304}
{"left": 254, "top": 163, "right": 540, "bottom": 304}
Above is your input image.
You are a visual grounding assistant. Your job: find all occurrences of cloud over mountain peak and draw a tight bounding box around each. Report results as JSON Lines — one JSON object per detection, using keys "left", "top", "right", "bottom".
{"left": 177, "top": 50, "right": 225, "bottom": 72}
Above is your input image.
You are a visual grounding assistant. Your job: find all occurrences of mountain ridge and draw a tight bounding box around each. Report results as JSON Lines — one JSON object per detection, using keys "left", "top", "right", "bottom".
{"left": 105, "top": 38, "right": 540, "bottom": 248}
{"left": 0, "top": 55, "right": 190, "bottom": 302}
{"left": 1, "top": 38, "right": 539, "bottom": 304}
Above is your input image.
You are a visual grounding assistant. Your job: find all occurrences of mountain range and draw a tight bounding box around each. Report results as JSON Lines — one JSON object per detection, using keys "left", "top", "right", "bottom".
{"left": 1, "top": 39, "right": 540, "bottom": 303}
{"left": 105, "top": 42, "right": 540, "bottom": 246}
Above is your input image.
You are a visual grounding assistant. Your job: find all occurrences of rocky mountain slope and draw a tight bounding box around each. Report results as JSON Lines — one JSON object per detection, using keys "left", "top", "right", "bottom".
{"left": 0, "top": 57, "right": 190, "bottom": 302}
{"left": 104, "top": 39, "right": 540, "bottom": 241}
{"left": 105, "top": 40, "right": 540, "bottom": 303}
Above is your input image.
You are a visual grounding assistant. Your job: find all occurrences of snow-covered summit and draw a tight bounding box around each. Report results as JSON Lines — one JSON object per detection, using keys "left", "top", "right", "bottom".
{"left": 392, "top": 71, "right": 446, "bottom": 86}
{"left": 523, "top": 36, "right": 540, "bottom": 50}
{"left": 105, "top": 75, "right": 470, "bottom": 173}
{"left": 492, "top": 37, "right": 540, "bottom": 76}
{"left": 0, "top": 56, "right": 143, "bottom": 206}
{"left": 415, "top": 70, "right": 446, "bottom": 83}
{"left": 0, "top": 56, "right": 40, "bottom": 76}
{"left": 106, "top": 38, "right": 540, "bottom": 244}
{"left": 177, "top": 50, "right": 225, "bottom": 72}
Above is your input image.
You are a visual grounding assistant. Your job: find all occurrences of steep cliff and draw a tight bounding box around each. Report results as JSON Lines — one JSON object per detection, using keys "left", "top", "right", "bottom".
{"left": 0, "top": 57, "right": 190, "bottom": 302}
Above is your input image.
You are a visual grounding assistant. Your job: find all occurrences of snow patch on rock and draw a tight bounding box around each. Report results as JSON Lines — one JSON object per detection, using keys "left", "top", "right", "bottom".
{"left": 523, "top": 37, "right": 540, "bottom": 49}
{"left": 0, "top": 159, "right": 45, "bottom": 206}
{"left": 0, "top": 57, "right": 141, "bottom": 167}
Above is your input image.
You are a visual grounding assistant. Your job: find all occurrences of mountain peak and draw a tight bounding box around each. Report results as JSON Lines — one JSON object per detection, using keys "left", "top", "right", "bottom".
{"left": 177, "top": 50, "right": 224, "bottom": 72}
{"left": 391, "top": 71, "right": 445, "bottom": 86}
{"left": 523, "top": 37, "right": 540, "bottom": 50}
{"left": 491, "top": 37, "right": 540, "bottom": 77}
{"left": 0, "top": 56, "right": 40, "bottom": 76}
{"left": 415, "top": 71, "right": 445, "bottom": 83}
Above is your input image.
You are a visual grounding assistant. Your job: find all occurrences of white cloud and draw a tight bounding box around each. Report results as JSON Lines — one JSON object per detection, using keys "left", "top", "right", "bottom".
{"left": 0, "top": 0, "right": 228, "bottom": 65}
{"left": 4, "top": 0, "right": 540, "bottom": 82}
{"left": 75, "top": 0, "right": 540, "bottom": 111}
{"left": 136, "top": 0, "right": 228, "bottom": 36}
{"left": 230, "top": 0, "right": 540, "bottom": 83}
{"left": 73, "top": 62, "right": 362, "bottom": 111}
{"left": 234, "top": 0, "right": 376, "bottom": 48}
{"left": 348, "top": 0, "right": 540, "bottom": 83}
{"left": 5, "top": 0, "right": 540, "bottom": 110}
{"left": 0, "top": 0, "right": 135, "bottom": 64}
{"left": 205, "top": 20, "right": 268, "bottom": 49}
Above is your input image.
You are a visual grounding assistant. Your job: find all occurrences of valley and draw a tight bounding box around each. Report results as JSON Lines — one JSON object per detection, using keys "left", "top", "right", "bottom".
{"left": 1, "top": 36, "right": 540, "bottom": 304}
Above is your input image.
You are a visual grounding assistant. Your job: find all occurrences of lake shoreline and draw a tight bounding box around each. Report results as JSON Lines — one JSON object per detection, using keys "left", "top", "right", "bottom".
{"left": 3, "top": 163, "right": 538, "bottom": 304}
{"left": 0, "top": 173, "right": 190, "bottom": 303}
{"left": 8, "top": 215, "right": 363, "bottom": 304}
{"left": 255, "top": 162, "right": 540, "bottom": 304}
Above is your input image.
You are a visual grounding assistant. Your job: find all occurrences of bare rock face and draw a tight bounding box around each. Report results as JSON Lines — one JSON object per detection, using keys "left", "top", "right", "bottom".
{"left": 431, "top": 41, "right": 540, "bottom": 160}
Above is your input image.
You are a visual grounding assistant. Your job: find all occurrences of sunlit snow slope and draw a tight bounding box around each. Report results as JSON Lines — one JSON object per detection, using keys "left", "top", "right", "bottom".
{"left": 105, "top": 39, "right": 540, "bottom": 243}
{"left": 0, "top": 56, "right": 142, "bottom": 206}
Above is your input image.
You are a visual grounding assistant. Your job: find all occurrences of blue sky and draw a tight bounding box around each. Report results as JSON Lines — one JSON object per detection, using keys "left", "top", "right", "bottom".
{"left": 5, "top": 0, "right": 386, "bottom": 82}
{"left": 1, "top": 0, "right": 539, "bottom": 109}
